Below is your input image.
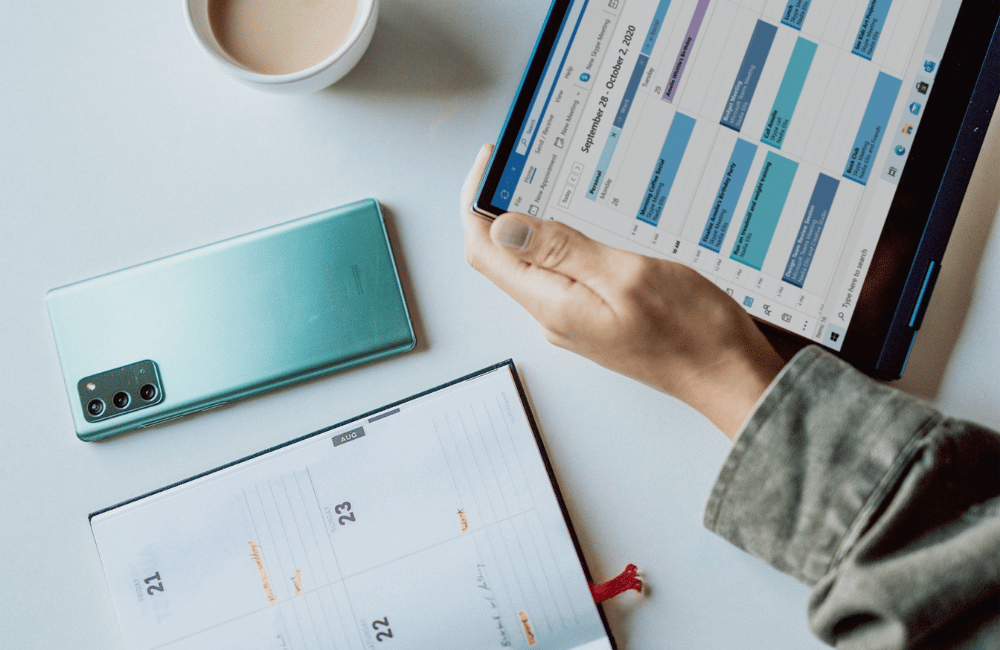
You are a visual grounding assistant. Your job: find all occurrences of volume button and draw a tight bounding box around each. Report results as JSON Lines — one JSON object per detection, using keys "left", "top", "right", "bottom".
{"left": 140, "top": 414, "right": 185, "bottom": 428}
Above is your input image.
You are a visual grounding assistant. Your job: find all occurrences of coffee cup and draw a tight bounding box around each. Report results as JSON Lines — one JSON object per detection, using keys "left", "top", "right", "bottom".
{"left": 184, "top": 0, "right": 378, "bottom": 93}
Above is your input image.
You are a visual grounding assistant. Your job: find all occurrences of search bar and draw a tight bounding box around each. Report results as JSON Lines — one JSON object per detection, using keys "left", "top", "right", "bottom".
{"left": 515, "top": 0, "right": 588, "bottom": 155}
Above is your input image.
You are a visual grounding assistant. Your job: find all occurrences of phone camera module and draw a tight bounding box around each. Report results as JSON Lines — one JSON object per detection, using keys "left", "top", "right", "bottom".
{"left": 78, "top": 360, "right": 162, "bottom": 424}
{"left": 112, "top": 391, "right": 131, "bottom": 409}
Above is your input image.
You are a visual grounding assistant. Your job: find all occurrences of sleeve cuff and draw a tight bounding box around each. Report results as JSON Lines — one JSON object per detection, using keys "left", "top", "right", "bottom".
{"left": 703, "top": 346, "right": 941, "bottom": 585}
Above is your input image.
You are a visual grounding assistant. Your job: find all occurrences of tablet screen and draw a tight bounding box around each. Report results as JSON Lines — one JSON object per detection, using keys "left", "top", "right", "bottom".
{"left": 477, "top": 0, "right": 994, "bottom": 373}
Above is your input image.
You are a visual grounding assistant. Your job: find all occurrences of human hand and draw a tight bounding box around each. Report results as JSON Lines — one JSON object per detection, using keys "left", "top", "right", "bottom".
{"left": 461, "top": 144, "right": 785, "bottom": 439}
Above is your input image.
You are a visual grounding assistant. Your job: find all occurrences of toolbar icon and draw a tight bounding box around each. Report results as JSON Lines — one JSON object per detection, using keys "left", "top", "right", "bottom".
{"left": 916, "top": 81, "right": 929, "bottom": 94}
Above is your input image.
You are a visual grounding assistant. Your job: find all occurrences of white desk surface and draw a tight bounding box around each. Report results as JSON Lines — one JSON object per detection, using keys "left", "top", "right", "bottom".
{"left": 2, "top": 3, "right": 998, "bottom": 648}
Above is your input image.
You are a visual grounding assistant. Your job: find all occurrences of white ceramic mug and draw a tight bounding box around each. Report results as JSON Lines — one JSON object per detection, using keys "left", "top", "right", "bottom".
{"left": 184, "top": 0, "right": 378, "bottom": 93}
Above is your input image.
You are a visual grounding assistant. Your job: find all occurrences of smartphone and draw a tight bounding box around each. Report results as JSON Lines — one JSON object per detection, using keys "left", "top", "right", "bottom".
{"left": 47, "top": 198, "right": 415, "bottom": 441}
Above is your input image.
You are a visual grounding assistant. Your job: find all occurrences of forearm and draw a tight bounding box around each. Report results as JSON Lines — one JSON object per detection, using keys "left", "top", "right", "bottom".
{"left": 705, "top": 346, "right": 1000, "bottom": 649}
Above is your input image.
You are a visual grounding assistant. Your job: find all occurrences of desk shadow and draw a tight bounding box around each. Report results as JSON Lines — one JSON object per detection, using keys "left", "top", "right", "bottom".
{"left": 380, "top": 203, "right": 428, "bottom": 356}
{"left": 893, "top": 118, "right": 1000, "bottom": 399}
{"left": 329, "top": 1, "right": 492, "bottom": 100}
{"left": 516, "top": 372, "right": 640, "bottom": 648}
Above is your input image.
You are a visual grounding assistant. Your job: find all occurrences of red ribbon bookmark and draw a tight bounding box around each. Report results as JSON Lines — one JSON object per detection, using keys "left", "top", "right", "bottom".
{"left": 589, "top": 564, "right": 642, "bottom": 603}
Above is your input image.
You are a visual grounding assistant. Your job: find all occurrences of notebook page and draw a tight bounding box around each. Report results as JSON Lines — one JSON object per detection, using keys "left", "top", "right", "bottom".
{"left": 91, "top": 364, "right": 613, "bottom": 650}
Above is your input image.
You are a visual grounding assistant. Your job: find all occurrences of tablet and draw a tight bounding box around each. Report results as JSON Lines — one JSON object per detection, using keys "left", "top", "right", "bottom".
{"left": 475, "top": 0, "right": 999, "bottom": 379}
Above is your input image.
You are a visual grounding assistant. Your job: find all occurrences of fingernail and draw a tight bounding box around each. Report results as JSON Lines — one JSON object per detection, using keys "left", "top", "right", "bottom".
{"left": 495, "top": 219, "right": 533, "bottom": 250}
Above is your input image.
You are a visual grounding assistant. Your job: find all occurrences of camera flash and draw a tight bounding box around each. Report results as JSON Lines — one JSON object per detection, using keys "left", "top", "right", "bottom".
{"left": 86, "top": 382, "right": 97, "bottom": 391}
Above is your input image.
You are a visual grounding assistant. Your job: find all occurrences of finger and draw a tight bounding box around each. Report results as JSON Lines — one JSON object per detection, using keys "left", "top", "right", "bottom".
{"left": 457, "top": 145, "right": 616, "bottom": 334}
{"left": 493, "top": 249, "right": 616, "bottom": 339}
{"left": 489, "top": 212, "right": 632, "bottom": 292}
{"left": 459, "top": 144, "right": 494, "bottom": 247}
{"left": 472, "top": 219, "right": 615, "bottom": 335}
{"left": 460, "top": 144, "right": 531, "bottom": 282}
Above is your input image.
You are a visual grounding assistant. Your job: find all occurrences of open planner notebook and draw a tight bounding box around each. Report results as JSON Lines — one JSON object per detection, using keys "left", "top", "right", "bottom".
{"left": 90, "top": 361, "right": 616, "bottom": 650}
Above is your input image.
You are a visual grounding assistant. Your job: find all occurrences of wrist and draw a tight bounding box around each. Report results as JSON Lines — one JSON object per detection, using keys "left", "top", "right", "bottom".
{"left": 678, "top": 347, "right": 784, "bottom": 440}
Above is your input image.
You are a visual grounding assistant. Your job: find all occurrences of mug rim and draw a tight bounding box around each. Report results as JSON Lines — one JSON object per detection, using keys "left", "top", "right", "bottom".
{"left": 184, "top": 0, "right": 377, "bottom": 86}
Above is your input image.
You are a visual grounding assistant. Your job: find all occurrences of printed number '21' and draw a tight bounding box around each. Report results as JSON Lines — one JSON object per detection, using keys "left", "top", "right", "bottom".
{"left": 144, "top": 572, "right": 164, "bottom": 596}
{"left": 373, "top": 617, "right": 393, "bottom": 642}
{"left": 335, "top": 502, "right": 355, "bottom": 525}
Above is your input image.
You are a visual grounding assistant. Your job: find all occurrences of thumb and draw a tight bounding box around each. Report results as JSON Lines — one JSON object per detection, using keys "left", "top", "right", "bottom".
{"left": 490, "top": 213, "right": 624, "bottom": 287}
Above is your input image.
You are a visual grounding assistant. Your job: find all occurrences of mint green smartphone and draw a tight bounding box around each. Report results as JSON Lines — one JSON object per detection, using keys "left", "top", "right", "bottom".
{"left": 47, "top": 199, "right": 415, "bottom": 441}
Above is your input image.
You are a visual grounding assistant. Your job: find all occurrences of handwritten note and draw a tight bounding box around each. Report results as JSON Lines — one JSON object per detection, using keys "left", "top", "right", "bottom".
{"left": 247, "top": 541, "right": 276, "bottom": 606}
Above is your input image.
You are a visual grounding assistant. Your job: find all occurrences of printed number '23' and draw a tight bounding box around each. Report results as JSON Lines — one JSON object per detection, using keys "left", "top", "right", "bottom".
{"left": 335, "top": 501, "right": 355, "bottom": 525}
{"left": 373, "top": 617, "right": 393, "bottom": 642}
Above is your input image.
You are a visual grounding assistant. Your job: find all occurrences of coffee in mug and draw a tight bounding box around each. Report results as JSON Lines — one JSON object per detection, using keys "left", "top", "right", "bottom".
{"left": 207, "top": 0, "right": 359, "bottom": 75}
{"left": 184, "top": 0, "right": 379, "bottom": 92}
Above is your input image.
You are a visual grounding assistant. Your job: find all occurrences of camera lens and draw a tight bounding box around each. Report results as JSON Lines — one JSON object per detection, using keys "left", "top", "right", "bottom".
{"left": 112, "top": 391, "right": 130, "bottom": 409}
{"left": 139, "top": 383, "right": 157, "bottom": 401}
{"left": 87, "top": 399, "right": 105, "bottom": 416}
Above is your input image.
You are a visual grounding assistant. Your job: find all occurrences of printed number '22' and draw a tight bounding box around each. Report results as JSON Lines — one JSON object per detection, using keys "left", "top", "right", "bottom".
{"left": 144, "top": 572, "right": 164, "bottom": 596}
{"left": 335, "top": 502, "right": 355, "bottom": 525}
{"left": 373, "top": 617, "right": 393, "bottom": 642}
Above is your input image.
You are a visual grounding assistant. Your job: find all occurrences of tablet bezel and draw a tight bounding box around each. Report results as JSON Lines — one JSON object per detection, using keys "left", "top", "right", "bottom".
{"left": 841, "top": 2, "right": 999, "bottom": 377}
{"left": 473, "top": 0, "right": 575, "bottom": 220}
